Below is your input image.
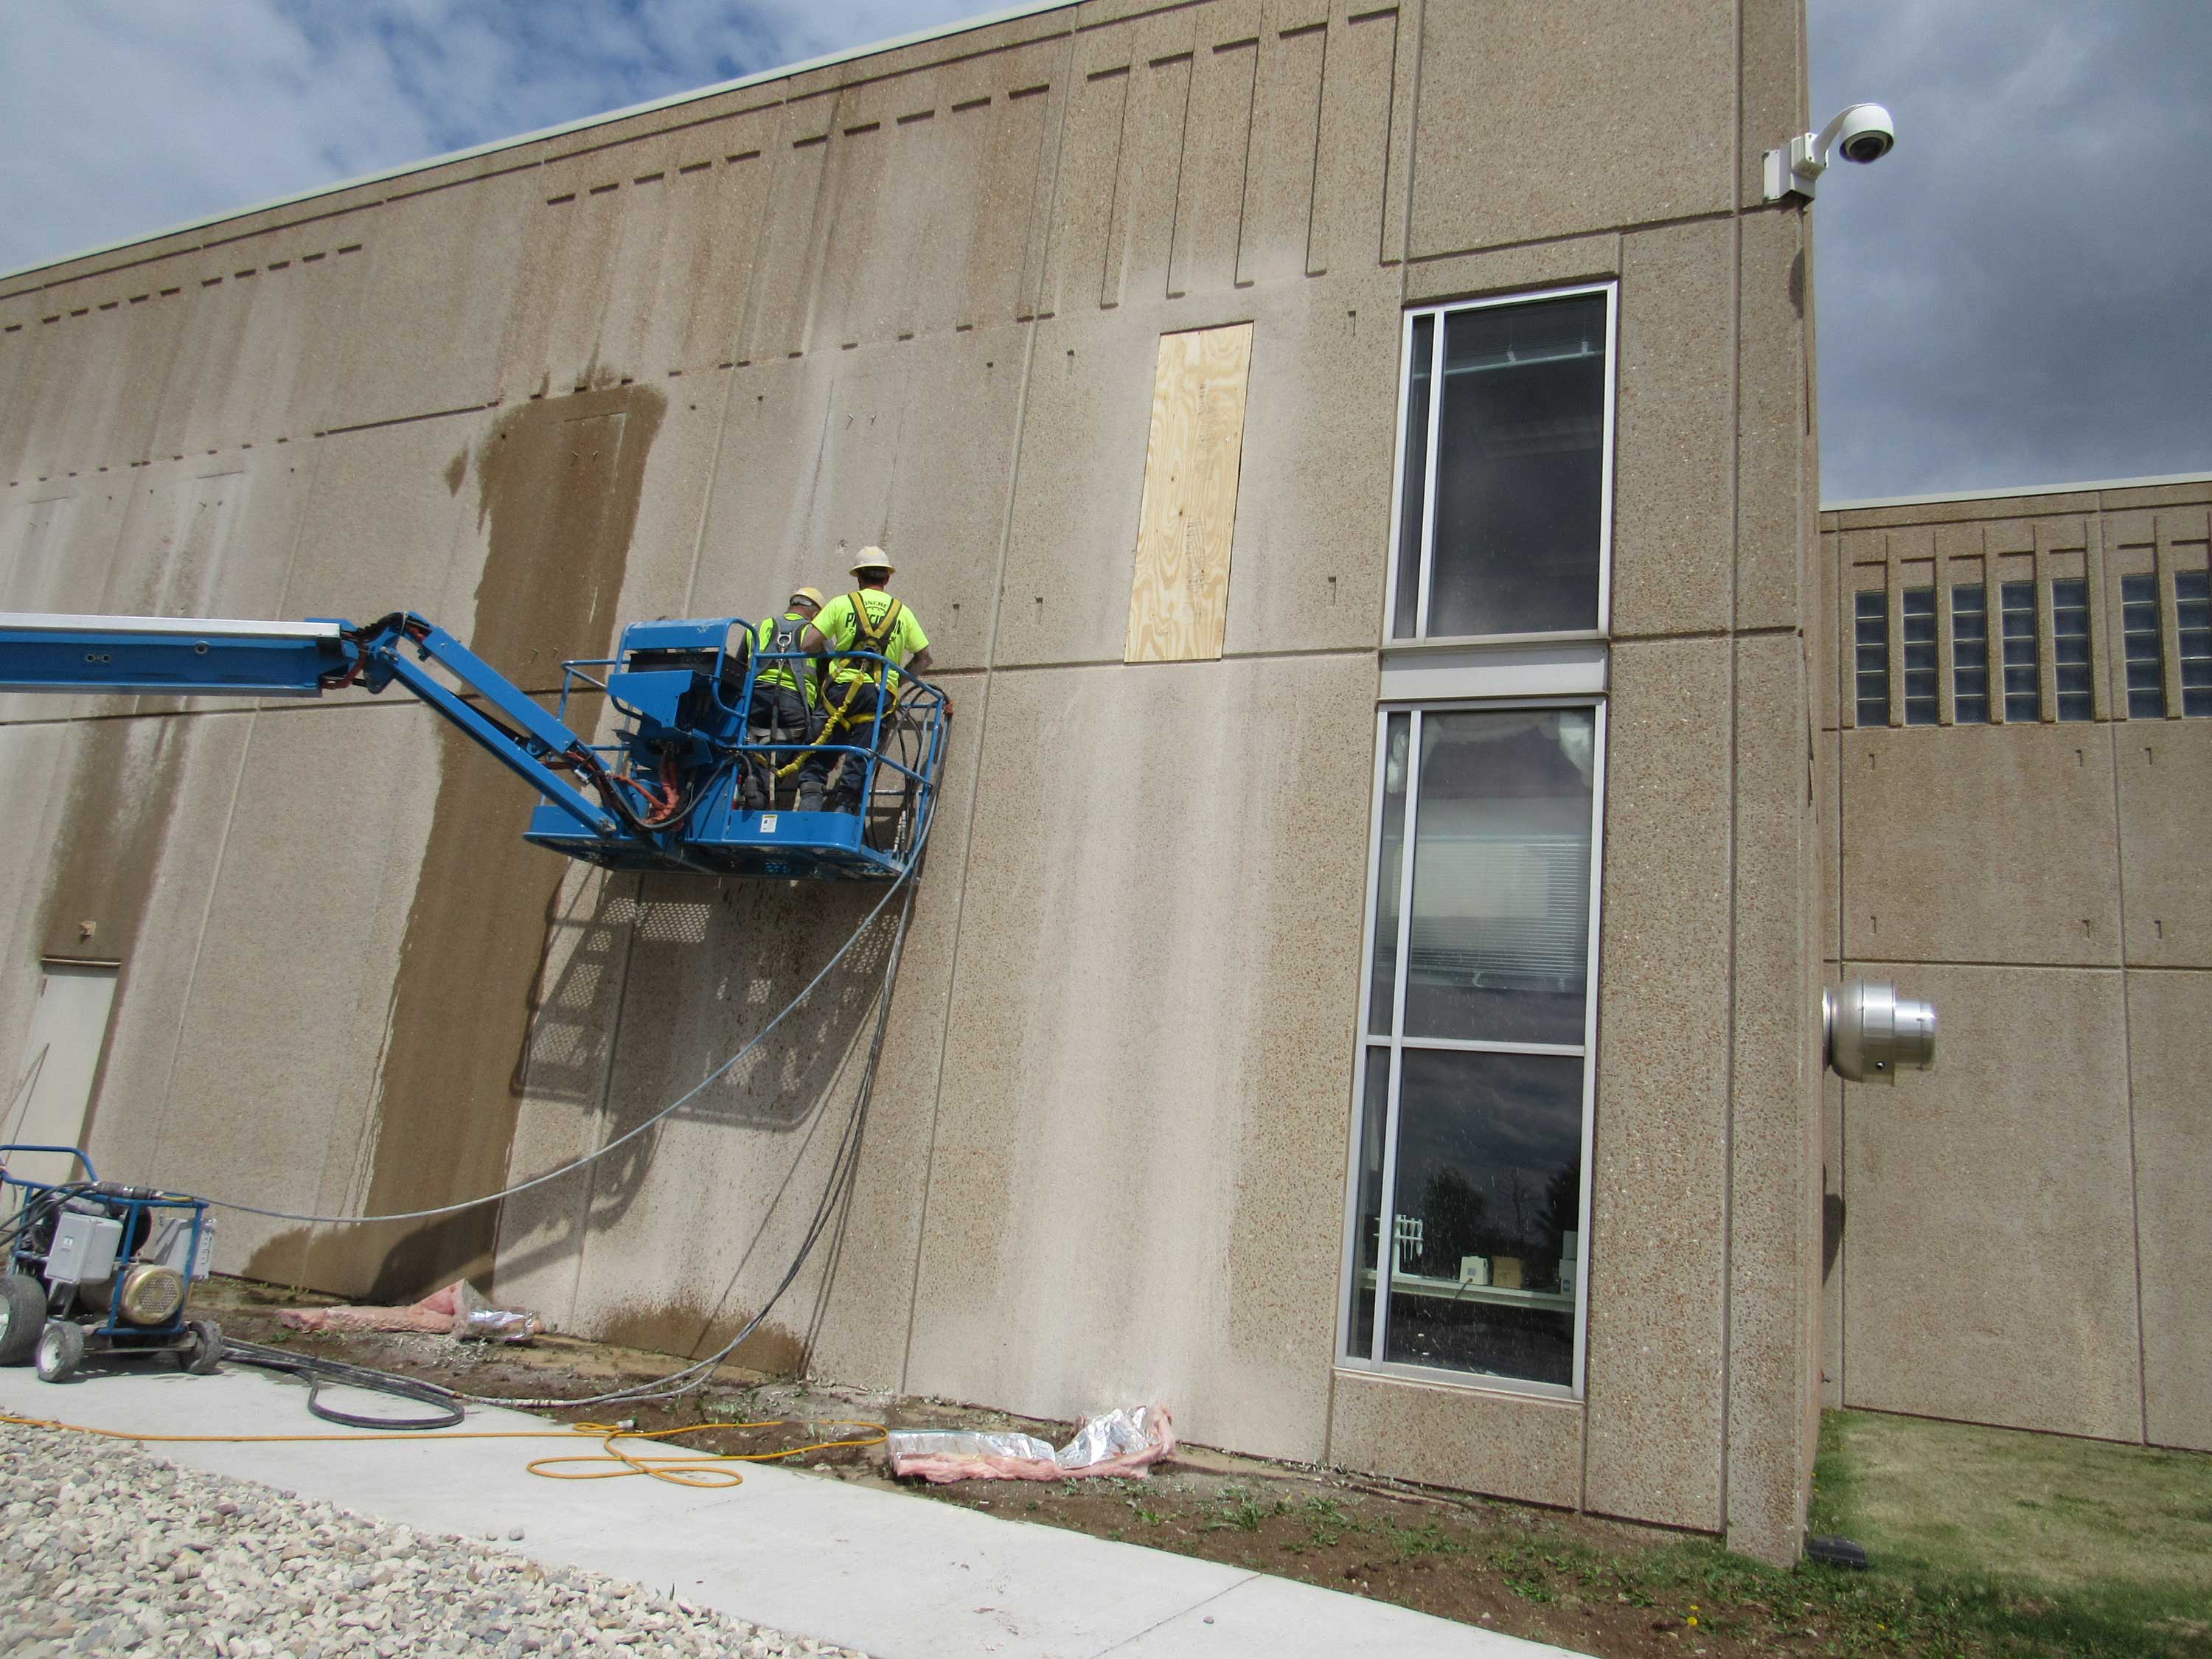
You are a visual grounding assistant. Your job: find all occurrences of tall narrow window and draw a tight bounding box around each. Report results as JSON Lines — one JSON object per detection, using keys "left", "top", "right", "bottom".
{"left": 1854, "top": 591, "right": 1889, "bottom": 727}
{"left": 1951, "top": 584, "right": 1989, "bottom": 723}
{"left": 1901, "top": 588, "right": 1938, "bottom": 725}
{"left": 2051, "top": 579, "right": 2093, "bottom": 721}
{"left": 1387, "top": 288, "right": 1615, "bottom": 641}
{"left": 2122, "top": 574, "right": 2164, "bottom": 718}
{"left": 1345, "top": 706, "right": 1599, "bottom": 1395}
{"left": 2177, "top": 570, "right": 2211, "bottom": 717}
{"left": 2000, "top": 580, "right": 2040, "bottom": 721}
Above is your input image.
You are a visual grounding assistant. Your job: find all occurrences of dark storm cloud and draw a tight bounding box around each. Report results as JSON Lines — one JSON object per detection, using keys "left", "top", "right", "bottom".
{"left": 1810, "top": 0, "right": 2212, "bottom": 501}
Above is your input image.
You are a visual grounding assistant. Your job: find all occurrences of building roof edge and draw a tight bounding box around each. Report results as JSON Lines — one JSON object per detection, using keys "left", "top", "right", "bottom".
{"left": 1822, "top": 470, "right": 2212, "bottom": 515}
{"left": 0, "top": 0, "right": 1082, "bottom": 288}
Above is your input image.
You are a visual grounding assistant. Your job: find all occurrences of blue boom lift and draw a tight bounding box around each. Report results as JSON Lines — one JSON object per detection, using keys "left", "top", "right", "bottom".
{"left": 0, "top": 609, "right": 948, "bottom": 880}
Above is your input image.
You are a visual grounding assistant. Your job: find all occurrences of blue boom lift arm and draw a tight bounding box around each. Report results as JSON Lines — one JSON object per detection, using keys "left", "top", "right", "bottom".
{"left": 0, "top": 610, "right": 622, "bottom": 838}
{"left": 0, "top": 609, "right": 950, "bottom": 881}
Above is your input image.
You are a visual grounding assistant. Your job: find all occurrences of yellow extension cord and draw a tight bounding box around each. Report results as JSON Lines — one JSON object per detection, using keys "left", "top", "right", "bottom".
{"left": 0, "top": 1411, "right": 888, "bottom": 1490}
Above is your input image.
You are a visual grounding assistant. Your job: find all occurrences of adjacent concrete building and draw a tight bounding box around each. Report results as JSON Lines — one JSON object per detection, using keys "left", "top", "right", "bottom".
{"left": 1821, "top": 473, "right": 2212, "bottom": 1455}
{"left": 3, "top": 0, "right": 1857, "bottom": 1563}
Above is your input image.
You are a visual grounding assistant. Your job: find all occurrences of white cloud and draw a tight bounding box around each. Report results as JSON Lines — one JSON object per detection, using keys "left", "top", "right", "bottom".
{"left": 1, "top": 0, "right": 987, "bottom": 274}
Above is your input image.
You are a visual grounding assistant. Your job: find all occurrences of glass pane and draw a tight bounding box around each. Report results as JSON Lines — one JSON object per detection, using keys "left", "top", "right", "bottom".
{"left": 1902, "top": 588, "right": 1937, "bottom": 726}
{"left": 1951, "top": 584, "right": 1988, "bottom": 724}
{"left": 1854, "top": 591, "right": 1889, "bottom": 726}
{"left": 1346, "top": 1052, "right": 1390, "bottom": 1360}
{"left": 1380, "top": 1048, "right": 1582, "bottom": 1386}
{"left": 1403, "top": 710, "right": 1595, "bottom": 1046}
{"left": 1425, "top": 295, "right": 1607, "bottom": 637}
{"left": 1367, "top": 712, "right": 1411, "bottom": 1036}
{"left": 2051, "top": 578, "right": 2093, "bottom": 721}
{"left": 1391, "top": 317, "right": 1434, "bottom": 639}
{"left": 2177, "top": 571, "right": 2211, "bottom": 717}
{"left": 2122, "top": 573, "right": 2165, "bottom": 719}
{"left": 2000, "top": 580, "right": 2039, "bottom": 721}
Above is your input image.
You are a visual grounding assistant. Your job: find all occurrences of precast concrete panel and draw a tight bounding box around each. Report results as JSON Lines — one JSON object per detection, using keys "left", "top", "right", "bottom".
{"left": 1841, "top": 724, "right": 2123, "bottom": 968}
{"left": 1736, "top": 209, "right": 1813, "bottom": 632}
{"left": 1610, "top": 219, "right": 1735, "bottom": 637}
{"left": 153, "top": 700, "right": 440, "bottom": 1289}
{"left": 0, "top": 721, "right": 77, "bottom": 1118}
{"left": 1408, "top": 0, "right": 1736, "bottom": 257}
{"left": 70, "top": 712, "right": 256, "bottom": 1178}
{"left": 327, "top": 177, "right": 533, "bottom": 431}
{"left": 1838, "top": 963, "right": 2141, "bottom": 1441}
{"left": 1725, "top": 632, "right": 1822, "bottom": 1560}
{"left": 906, "top": 653, "right": 1377, "bottom": 1462}
{"left": 1329, "top": 1371, "right": 1584, "bottom": 1510}
{"left": 2127, "top": 970, "right": 2212, "bottom": 1451}
{"left": 2118, "top": 714, "right": 2212, "bottom": 968}
{"left": 691, "top": 327, "right": 1029, "bottom": 671}
{"left": 1582, "top": 637, "right": 1731, "bottom": 1532}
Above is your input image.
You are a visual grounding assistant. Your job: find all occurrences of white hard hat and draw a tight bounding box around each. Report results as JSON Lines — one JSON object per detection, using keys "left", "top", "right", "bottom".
{"left": 849, "top": 546, "right": 896, "bottom": 577}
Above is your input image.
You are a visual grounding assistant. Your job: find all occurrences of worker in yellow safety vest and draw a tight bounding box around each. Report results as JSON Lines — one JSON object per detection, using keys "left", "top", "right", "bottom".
{"left": 795, "top": 549, "right": 936, "bottom": 813}
{"left": 738, "top": 586, "right": 826, "bottom": 812}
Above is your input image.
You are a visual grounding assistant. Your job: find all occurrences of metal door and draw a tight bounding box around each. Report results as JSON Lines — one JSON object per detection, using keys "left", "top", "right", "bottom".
{"left": 4, "top": 963, "right": 119, "bottom": 1185}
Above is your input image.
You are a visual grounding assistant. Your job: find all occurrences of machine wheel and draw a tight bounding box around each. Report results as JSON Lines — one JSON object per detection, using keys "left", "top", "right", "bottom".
{"left": 35, "top": 1320, "right": 85, "bottom": 1383}
{"left": 182, "top": 1319, "right": 224, "bottom": 1376}
{"left": 0, "top": 1275, "right": 44, "bottom": 1365}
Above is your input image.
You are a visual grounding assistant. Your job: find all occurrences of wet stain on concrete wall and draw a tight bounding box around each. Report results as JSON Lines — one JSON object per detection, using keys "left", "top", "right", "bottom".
{"left": 37, "top": 721, "right": 190, "bottom": 966}
{"left": 304, "top": 384, "right": 665, "bottom": 1298}
{"left": 594, "top": 1298, "right": 810, "bottom": 1379}
{"left": 32, "top": 720, "right": 192, "bottom": 1144}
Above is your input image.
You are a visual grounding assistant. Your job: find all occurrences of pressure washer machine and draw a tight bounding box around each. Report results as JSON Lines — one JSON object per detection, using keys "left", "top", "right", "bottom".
{"left": 0, "top": 1144, "right": 223, "bottom": 1382}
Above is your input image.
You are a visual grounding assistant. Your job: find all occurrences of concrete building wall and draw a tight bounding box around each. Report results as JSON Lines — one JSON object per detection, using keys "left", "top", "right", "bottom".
{"left": 1820, "top": 476, "right": 2212, "bottom": 1453}
{"left": 1, "top": 0, "right": 1820, "bottom": 1557}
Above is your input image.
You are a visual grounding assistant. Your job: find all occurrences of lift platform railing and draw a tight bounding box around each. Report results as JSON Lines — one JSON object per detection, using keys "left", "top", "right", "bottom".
{"left": 521, "top": 634, "right": 949, "bottom": 881}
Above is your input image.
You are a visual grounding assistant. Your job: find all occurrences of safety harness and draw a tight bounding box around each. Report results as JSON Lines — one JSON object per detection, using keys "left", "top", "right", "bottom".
{"left": 773, "top": 592, "right": 905, "bottom": 780}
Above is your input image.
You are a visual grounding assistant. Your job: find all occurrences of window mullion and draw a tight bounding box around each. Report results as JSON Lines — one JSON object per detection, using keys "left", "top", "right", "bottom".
{"left": 1372, "top": 708, "right": 1424, "bottom": 1363}
{"left": 1414, "top": 317, "right": 1444, "bottom": 639}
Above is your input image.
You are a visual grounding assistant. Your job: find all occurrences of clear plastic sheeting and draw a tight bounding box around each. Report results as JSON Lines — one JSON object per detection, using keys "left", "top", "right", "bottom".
{"left": 886, "top": 1406, "right": 1175, "bottom": 1484}
{"left": 275, "top": 1280, "right": 544, "bottom": 1343}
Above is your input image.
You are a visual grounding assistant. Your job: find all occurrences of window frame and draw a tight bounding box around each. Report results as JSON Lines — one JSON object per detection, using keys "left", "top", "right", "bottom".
{"left": 1381, "top": 283, "right": 1621, "bottom": 647}
{"left": 1335, "top": 695, "right": 1607, "bottom": 1402}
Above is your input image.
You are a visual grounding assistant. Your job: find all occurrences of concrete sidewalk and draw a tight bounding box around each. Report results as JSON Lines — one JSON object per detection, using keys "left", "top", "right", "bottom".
{"left": 1, "top": 1362, "right": 1588, "bottom": 1659}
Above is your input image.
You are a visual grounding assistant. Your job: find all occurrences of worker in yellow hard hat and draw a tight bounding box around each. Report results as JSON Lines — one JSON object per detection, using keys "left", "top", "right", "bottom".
{"left": 796, "top": 549, "right": 934, "bottom": 814}
{"left": 738, "top": 585, "right": 827, "bottom": 812}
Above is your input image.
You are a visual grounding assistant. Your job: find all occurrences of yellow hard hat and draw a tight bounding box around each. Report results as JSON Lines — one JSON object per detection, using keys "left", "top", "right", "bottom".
{"left": 849, "top": 546, "right": 896, "bottom": 577}
{"left": 788, "top": 585, "right": 827, "bottom": 611}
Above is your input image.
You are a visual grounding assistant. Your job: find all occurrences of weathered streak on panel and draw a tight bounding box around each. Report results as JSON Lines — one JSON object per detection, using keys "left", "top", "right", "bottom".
{"left": 1126, "top": 322, "right": 1253, "bottom": 662}
{"left": 1037, "top": 43, "right": 1133, "bottom": 320}
{"left": 1103, "top": 21, "right": 1197, "bottom": 309}
{"left": 741, "top": 99, "right": 839, "bottom": 362}
{"left": 675, "top": 121, "right": 779, "bottom": 372}
{"left": 1167, "top": 18, "right": 1259, "bottom": 299}
{"left": 1237, "top": 21, "right": 1326, "bottom": 286}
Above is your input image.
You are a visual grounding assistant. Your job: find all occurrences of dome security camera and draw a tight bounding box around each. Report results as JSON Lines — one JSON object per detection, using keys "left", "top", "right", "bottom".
{"left": 1764, "top": 102, "right": 1896, "bottom": 201}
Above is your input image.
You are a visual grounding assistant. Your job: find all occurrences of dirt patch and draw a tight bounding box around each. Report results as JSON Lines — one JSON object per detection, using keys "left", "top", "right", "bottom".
{"left": 189, "top": 1277, "right": 1915, "bottom": 1659}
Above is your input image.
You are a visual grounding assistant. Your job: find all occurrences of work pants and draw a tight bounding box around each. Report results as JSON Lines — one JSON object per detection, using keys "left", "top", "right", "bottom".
{"left": 743, "top": 682, "right": 816, "bottom": 808}
{"left": 799, "top": 679, "right": 888, "bottom": 808}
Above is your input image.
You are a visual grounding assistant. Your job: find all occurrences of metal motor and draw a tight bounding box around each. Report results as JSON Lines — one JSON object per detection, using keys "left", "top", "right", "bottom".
{"left": 1823, "top": 978, "right": 1937, "bottom": 1083}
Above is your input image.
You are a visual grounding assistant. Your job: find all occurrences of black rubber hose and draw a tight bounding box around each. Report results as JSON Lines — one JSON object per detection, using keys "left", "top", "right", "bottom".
{"left": 220, "top": 1337, "right": 465, "bottom": 1430}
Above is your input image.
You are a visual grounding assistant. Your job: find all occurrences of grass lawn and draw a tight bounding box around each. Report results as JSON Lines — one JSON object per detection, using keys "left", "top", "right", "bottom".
{"left": 1806, "top": 1408, "right": 2212, "bottom": 1656}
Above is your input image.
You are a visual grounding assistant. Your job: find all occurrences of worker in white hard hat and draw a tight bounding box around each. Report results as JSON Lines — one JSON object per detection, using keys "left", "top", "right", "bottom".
{"left": 738, "top": 585, "right": 827, "bottom": 812}
{"left": 795, "top": 548, "right": 935, "bottom": 814}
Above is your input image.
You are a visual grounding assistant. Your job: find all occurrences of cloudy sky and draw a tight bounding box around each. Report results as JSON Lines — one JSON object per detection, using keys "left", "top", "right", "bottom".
{"left": 3, "top": 0, "right": 2205, "bottom": 502}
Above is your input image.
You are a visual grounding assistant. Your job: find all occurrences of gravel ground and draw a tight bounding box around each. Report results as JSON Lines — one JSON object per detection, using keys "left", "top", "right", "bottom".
{"left": 1, "top": 1421, "right": 871, "bottom": 1659}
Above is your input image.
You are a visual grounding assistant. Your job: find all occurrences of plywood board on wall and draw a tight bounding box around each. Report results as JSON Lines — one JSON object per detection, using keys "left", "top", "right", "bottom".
{"left": 1125, "top": 323, "right": 1253, "bottom": 661}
